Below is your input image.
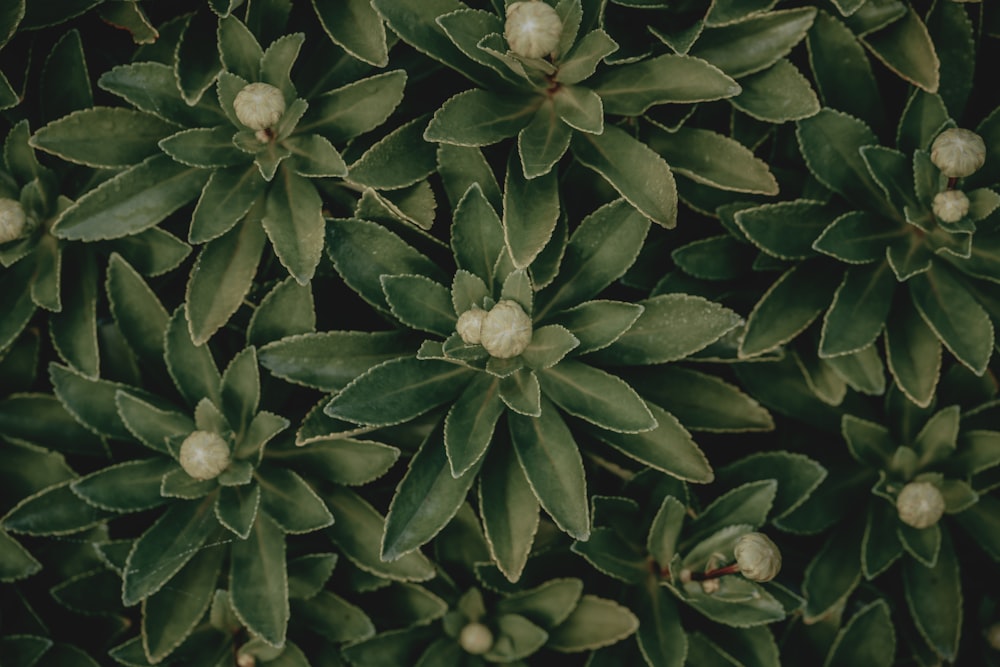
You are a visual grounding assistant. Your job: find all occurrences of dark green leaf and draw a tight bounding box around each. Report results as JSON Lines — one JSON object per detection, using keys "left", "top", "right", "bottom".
{"left": 885, "top": 296, "right": 941, "bottom": 408}
{"left": 825, "top": 600, "right": 895, "bottom": 667}
{"left": 425, "top": 89, "right": 539, "bottom": 147}
{"left": 215, "top": 483, "right": 261, "bottom": 539}
{"left": 444, "top": 372, "right": 504, "bottom": 477}
{"left": 803, "top": 522, "right": 862, "bottom": 622}
{"left": 861, "top": 7, "right": 939, "bottom": 93}
{"left": 902, "top": 530, "right": 961, "bottom": 661}
{"left": 736, "top": 200, "right": 835, "bottom": 259}
{"left": 313, "top": 0, "right": 388, "bottom": 66}
{"left": 820, "top": 261, "right": 896, "bottom": 357}
{"left": 651, "top": 126, "right": 777, "bottom": 195}
{"left": 30, "top": 108, "right": 177, "bottom": 168}
{"left": 292, "top": 591, "right": 374, "bottom": 644}
{"left": 690, "top": 8, "right": 817, "bottom": 77}
{"left": 2, "top": 481, "right": 114, "bottom": 537}
{"left": 547, "top": 595, "right": 638, "bottom": 652}
{"left": 296, "top": 71, "right": 407, "bottom": 143}
{"left": 71, "top": 458, "right": 174, "bottom": 513}
{"left": 479, "top": 442, "right": 540, "bottom": 583}
{"left": 592, "top": 54, "right": 739, "bottom": 115}
{"left": 731, "top": 58, "right": 819, "bottom": 123}
{"left": 258, "top": 466, "right": 334, "bottom": 534}
{"left": 231, "top": 513, "right": 289, "bottom": 647}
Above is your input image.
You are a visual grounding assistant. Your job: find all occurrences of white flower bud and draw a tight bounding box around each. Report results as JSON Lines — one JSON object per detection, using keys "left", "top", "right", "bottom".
{"left": 480, "top": 300, "right": 532, "bottom": 359}
{"left": 505, "top": 1, "right": 563, "bottom": 59}
{"left": 0, "top": 198, "right": 27, "bottom": 244}
{"left": 233, "top": 82, "right": 286, "bottom": 131}
{"left": 988, "top": 622, "right": 1000, "bottom": 651}
{"left": 932, "top": 189, "right": 970, "bottom": 223}
{"left": 179, "top": 430, "right": 231, "bottom": 481}
{"left": 931, "top": 128, "right": 986, "bottom": 178}
{"left": 456, "top": 307, "right": 486, "bottom": 345}
{"left": 896, "top": 481, "right": 945, "bottom": 529}
{"left": 459, "top": 622, "right": 494, "bottom": 655}
{"left": 734, "top": 532, "right": 781, "bottom": 582}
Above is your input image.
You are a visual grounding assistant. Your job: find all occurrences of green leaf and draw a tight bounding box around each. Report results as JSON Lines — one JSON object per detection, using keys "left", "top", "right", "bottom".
{"left": 913, "top": 405, "right": 960, "bottom": 468}
{"left": 647, "top": 494, "right": 687, "bottom": 571}
{"left": 0, "top": 394, "right": 106, "bottom": 458}
{"left": 909, "top": 265, "right": 993, "bottom": 376}
{"left": 108, "top": 227, "right": 192, "bottom": 277}
{"left": 633, "top": 586, "right": 685, "bottom": 667}
{"left": 592, "top": 293, "right": 742, "bottom": 365}
{"left": 438, "top": 145, "right": 503, "bottom": 212}
{"left": 902, "top": 530, "right": 961, "bottom": 661}
{"left": 499, "top": 369, "right": 542, "bottom": 417}
{"left": 552, "top": 85, "right": 603, "bottom": 134}
{"left": 509, "top": 400, "right": 589, "bottom": 540}
{"left": 115, "top": 393, "right": 192, "bottom": 456}
{"left": 382, "top": 424, "right": 482, "bottom": 560}
{"left": 861, "top": 7, "right": 939, "bottom": 93}
{"left": 231, "top": 513, "right": 289, "bottom": 648}
{"left": 731, "top": 58, "right": 819, "bottom": 123}
{"left": 247, "top": 277, "right": 316, "bottom": 347}
{"left": 142, "top": 544, "right": 224, "bottom": 663}
{"left": 215, "top": 483, "right": 261, "bottom": 539}
{"left": 325, "top": 357, "right": 473, "bottom": 427}
{"left": 651, "top": 126, "right": 777, "bottom": 195}
{"left": 106, "top": 253, "right": 169, "bottom": 371}
{"left": 71, "top": 458, "right": 175, "bottom": 513}
{"left": 689, "top": 7, "right": 817, "bottom": 77}
{"left": 592, "top": 54, "right": 739, "bottom": 115}
{"left": 824, "top": 600, "right": 895, "bottom": 667}
{"left": 276, "top": 437, "right": 399, "bottom": 487}
{"left": 296, "top": 70, "right": 407, "bottom": 143}
{"left": 286, "top": 553, "right": 338, "bottom": 600}
{"left": 820, "top": 261, "right": 896, "bottom": 357}
{"left": 571, "top": 526, "right": 648, "bottom": 585}
{"left": 739, "top": 262, "right": 841, "bottom": 358}
{"left": 324, "top": 486, "right": 435, "bottom": 581}
{"left": 327, "top": 217, "right": 446, "bottom": 312}
{"left": 258, "top": 466, "right": 334, "bottom": 534}
{"left": 736, "top": 200, "right": 835, "bottom": 259}
{"left": 98, "top": 62, "right": 225, "bottom": 127}
{"left": 159, "top": 126, "right": 248, "bottom": 168}
{"left": 590, "top": 403, "right": 712, "bottom": 482}
{"left": 50, "top": 248, "right": 99, "bottom": 378}
{"left": 382, "top": 275, "right": 455, "bottom": 337}
{"left": 425, "top": 89, "right": 539, "bottom": 147}
{"left": 812, "top": 211, "right": 906, "bottom": 264}
{"left": 0, "top": 529, "right": 41, "bottom": 582}
{"left": 628, "top": 366, "right": 773, "bottom": 433}
{"left": 0, "top": 261, "right": 37, "bottom": 354}
{"left": 30, "top": 108, "right": 177, "bottom": 168}
{"left": 885, "top": 297, "right": 941, "bottom": 408}
{"left": 163, "top": 306, "right": 221, "bottom": 410}
{"left": 547, "top": 300, "right": 642, "bottom": 355}
{"left": 898, "top": 521, "right": 940, "bottom": 567}
{"left": 535, "top": 199, "right": 649, "bottom": 320}
{"left": 803, "top": 522, "right": 862, "bottom": 622}
{"left": 260, "top": 331, "right": 415, "bottom": 392}
{"left": 293, "top": 591, "right": 375, "bottom": 644}
{"left": 444, "top": 373, "right": 504, "bottom": 477}
{"left": 478, "top": 442, "right": 540, "bottom": 583}
{"left": 716, "top": 452, "right": 827, "bottom": 520}
{"left": 547, "top": 595, "right": 638, "bottom": 652}
{"left": 312, "top": 0, "right": 387, "bottom": 66}
{"left": 284, "top": 134, "right": 348, "bottom": 179}
{"left": 176, "top": 12, "right": 221, "bottom": 105}
{"left": 49, "top": 363, "right": 137, "bottom": 441}
{"left": 122, "top": 497, "right": 220, "bottom": 605}
{"left": 517, "top": 100, "right": 572, "bottom": 180}
{"left": 51, "top": 155, "right": 209, "bottom": 241}
{"left": 688, "top": 480, "right": 777, "bottom": 547}
{"left": 570, "top": 125, "right": 678, "bottom": 228}
{"left": 539, "top": 360, "right": 655, "bottom": 433}
{"left": 217, "top": 15, "right": 263, "bottom": 82}
{"left": 503, "top": 151, "right": 560, "bottom": 269}
{"left": 796, "top": 108, "right": 893, "bottom": 217}
{"left": 2, "top": 480, "right": 114, "bottom": 537}
{"left": 186, "top": 216, "right": 266, "bottom": 345}
{"left": 348, "top": 116, "right": 436, "bottom": 189}
{"left": 261, "top": 166, "right": 325, "bottom": 285}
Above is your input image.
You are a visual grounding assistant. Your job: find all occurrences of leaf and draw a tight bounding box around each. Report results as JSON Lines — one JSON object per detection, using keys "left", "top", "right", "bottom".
{"left": 444, "top": 373, "right": 504, "bottom": 477}
{"left": 49, "top": 363, "right": 137, "bottom": 441}
{"left": 247, "top": 277, "right": 316, "bottom": 347}
{"left": 0, "top": 394, "right": 106, "bottom": 458}
{"left": 50, "top": 248, "right": 99, "bottom": 378}
{"left": 909, "top": 265, "right": 993, "bottom": 376}
{"left": 885, "top": 296, "right": 941, "bottom": 408}
{"left": 539, "top": 360, "right": 655, "bottom": 433}
{"left": 158, "top": 126, "right": 248, "bottom": 168}
{"left": 547, "top": 300, "right": 643, "bottom": 355}
{"left": 736, "top": 200, "right": 836, "bottom": 259}
{"left": 382, "top": 424, "right": 482, "bottom": 560}
{"left": 176, "top": 11, "right": 221, "bottom": 105}
{"left": 2, "top": 481, "right": 114, "bottom": 537}
{"left": 0, "top": 529, "right": 41, "bottom": 582}
{"left": 220, "top": 347, "right": 259, "bottom": 436}
{"left": 861, "top": 6, "right": 939, "bottom": 93}
{"left": 478, "top": 443, "right": 540, "bottom": 583}
{"left": 591, "top": 54, "right": 739, "bottom": 115}
{"left": 142, "top": 545, "right": 224, "bottom": 663}
{"left": 535, "top": 199, "right": 649, "bottom": 320}
{"left": 186, "top": 216, "right": 266, "bottom": 345}
{"left": 819, "top": 261, "right": 896, "bottom": 357}
{"left": 30, "top": 108, "right": 177, "bottom": 168}
{"left": 313, "top": 0, "right": 388, "bottom": 66}
{"left": 258, "top": 466, "right": 334, "bottom": 534}
{"left": 71, "top": 458, "right": 174, "bottom": 513}
{"left": 552, "top": 84, "right": 603, "bottom": 134}
{"left": 51, "top": 155, "right": 209, "bottom": 241}
{"left": 259, "top": 331, "right": 415, "bottom": 392}
{"left": 689, "top": 8, "right": 818, "bottom": 77}
{"left": 570, "top": 125, "right": 678, "bottom": 228}
{"left": 349, "top": 116, "right": 436, "bottom": 190}
{"left": 106, "top": 253, "right": 169, "bottom": 371}
{"left": 547, "top": 595, "right": 638, "bottom": 652}
{"left": 731, "top": 58, "right": 820, "bottom": 123}
{"left": 108, "top": 227, "right": 192, "bottom": 277}
{"left": 231, "top": 513, "right": 289, "bottom": 648}
{"left": 739, "top": 262, "right": 841, "bottom": 358}
{"left": 902, "top": 530, "right": 961, "bottom": 661}
{"left": 517, "top": 100, "right": 572, "bottom": 180}
{"left": 802, "top": 522, "right": 862, "bottom": 622}
{"left": 325, "top": 357, "right": 473, "bottom": 427}
{"left": 296, "top": 71, "right": 407, "bottom": 144}
{"left": 591, "top": 293, "right": 742, "bottom": 365}
{"left": 98, "top": 61, "right": 225, "bottom": 127}
{"left": 122, "top": 497, "right": 220, "bottom": 605}
{"left": 217, "top": 15, "right": 263, "bottom": 81}
{"left": 324, "top": 486, "right": 435, "bottom": 581}
{"left": 502, "top": 152, "right": 561, "bottom": 268}
{"left": 438, "top": 145, "right": 502, "bottom": 212}
{"left": 716, "top": 452, "right": 827, "bottom": 520}
{"left": 261, "top": 166, "right": 325, "bottom": 285}
{"left": 812, "top": 211, "right": 906, "bottom": 264}
{"left": 216, "top": 484, "right": 261, "bottom": 539}
{"left": 509, "top": 400, "right": 589, "bottom": 540}
{"left": 293, "top": 591, "right": 375, "bottom": 645}
{"left": 651, "top": 126, "right": 777, "bottom": 195}
{"left": 383, "top": 275, "right": 456, "bottom": 337}
{"left": 425, "top": 89, "right": 540, "bottom": 147}
{"left": 824, "top": 599, "right": 895, "bottom": 667}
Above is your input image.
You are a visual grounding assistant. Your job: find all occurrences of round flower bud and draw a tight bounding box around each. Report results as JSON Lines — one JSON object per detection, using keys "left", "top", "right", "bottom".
{"left": 896, "top": 481, "right": 946, "bottom": 529}
{"left": 0, "top": 198, "right": 27, "bottom": 244}
{"left": 987, "top": 622, "right": 1000, "bottom": 651}
{"left": 505, "top": 1, "right": 563, "bottom": 59}
{"left": 179, "top": 430, "right": 231, "bottom": 481}
{"left": 733, "top": 532, "right": 782, "bottom": 582}
{"left": 233, "top": 82, "right": 286, "bottom": 131}
{"left": 932, "top": 189, "right": 970, "bottom": 223}
{"left": 459, "top": 622, "right": 494, "bottom": 655}
{"left": 480, "top": 300, "right": 532, "bottom": 359}
{"left": 931, "top": 128, "right": 986, "bottom": 178}
{"left": 456, "top": 307, "right": 486, "bottom": 345}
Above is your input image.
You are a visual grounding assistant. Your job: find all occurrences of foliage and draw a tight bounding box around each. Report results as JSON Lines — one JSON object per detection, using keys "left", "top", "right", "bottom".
{"left": 1, "top": 1, "right": 1000, "bottom": 666}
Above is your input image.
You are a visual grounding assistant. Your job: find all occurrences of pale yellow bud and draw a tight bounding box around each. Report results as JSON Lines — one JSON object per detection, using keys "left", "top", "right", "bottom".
{"left": 932, "top": 190, "right": 970, "bottom": 223}
{"left": 459, "top": 622, "right": 494, "bottom": 655}
{"left": 480, "top": 300, "right": 532, "bottom": 359}
{"left": 179, "top": 430, "right": 231, "bottom": 481}
{"left": 0, "top": 198, "right": 27, "bottom": 244}
{"left": 505, "top": 1, "right": 563, "bottom": 59}
{"left": 233, "top": 83, "right": 286, "bottom": 131}
{"left": 896, "top": 481, "right": 945, "bottom": 529}
{"left": 931, "top": 128, "right": 986, "bottom": 178}
{"left": 456, "top": 307, "right": 486, "bottom": 345}
{"left": 988, "top": 622, "right": 1000, "bottom": 651}
{"left": 734, "top": 532, "right": 781, "bottom": 582}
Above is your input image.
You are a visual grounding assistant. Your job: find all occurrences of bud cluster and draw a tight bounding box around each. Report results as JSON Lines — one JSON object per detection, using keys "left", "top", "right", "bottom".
{"left": 457, "top": 300, "right": 533, "bottom": 359}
